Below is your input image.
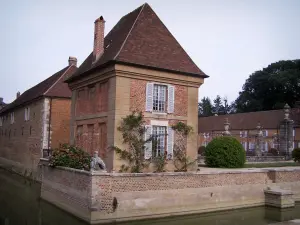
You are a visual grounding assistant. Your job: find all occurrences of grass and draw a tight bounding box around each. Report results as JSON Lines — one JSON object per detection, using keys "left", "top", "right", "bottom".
{"left": 244, "top": 162, "right": 300, "bottom": 168}
{"left": 198, "top": 162, "right": 300, "bottom": 169}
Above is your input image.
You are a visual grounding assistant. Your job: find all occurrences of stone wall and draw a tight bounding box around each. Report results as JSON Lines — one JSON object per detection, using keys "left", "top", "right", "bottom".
{"left": 0, "top": 98, "right": 45, "bottom": 176}
{"left": 40, "top": 164, "right": 300, "bottom": 224}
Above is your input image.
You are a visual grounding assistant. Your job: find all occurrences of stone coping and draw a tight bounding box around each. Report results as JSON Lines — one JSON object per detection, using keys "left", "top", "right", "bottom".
{"left": 40, "top": 159, "right": 300, "bottom": 177}
{"left": 264, "top": 188, "right": 294, "bottom": 195}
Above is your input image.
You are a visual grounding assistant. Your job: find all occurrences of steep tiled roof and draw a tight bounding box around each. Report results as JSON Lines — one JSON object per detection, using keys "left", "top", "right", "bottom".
{"left": 198, "top": 109, "right": 300, "bottom": 133}
{"left": 66, "top": 3, "right": 207, "bottom": 82}
{"left": 0, "top": 65, "right": 77, "bottom": 114}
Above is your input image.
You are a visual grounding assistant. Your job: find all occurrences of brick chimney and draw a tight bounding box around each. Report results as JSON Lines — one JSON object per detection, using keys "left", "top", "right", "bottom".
{"left": 68, "top": 56, "right": 77, "bottom": 67}
{"left": 93, "top": 16, "right": 105, "bottom": 63}
{"left": 16, "top": 92, "right": 20, "bottom": 99}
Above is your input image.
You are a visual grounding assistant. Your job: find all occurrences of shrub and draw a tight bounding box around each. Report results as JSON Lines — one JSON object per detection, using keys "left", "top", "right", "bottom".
{"left": 292, "top": 148, "right": 300, "bottom": 162}
{"left": 268, "top": 148, "right": 279, "bottom": 156}
{"left": 205, "top": 136, "right": 246, "bottom": 168}
{"left": 198, "top": 146, "right": 206, "bottom": 155}
{"left": 49, "top": 144, "right": 92, "bottom": 171}
{"left": 152, "top": 151, "right": 168, "bottom": 173}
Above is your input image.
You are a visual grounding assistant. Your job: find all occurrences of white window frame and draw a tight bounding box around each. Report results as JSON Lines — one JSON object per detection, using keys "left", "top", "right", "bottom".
{"left": 152, "top": 125, "right": 167, "bottom": 157}
{"left": 25, "top": 107, "right": 30, "bottom": 121}
{"left": 153, "top": 84, "right": 167, "bottom": 113}
{"left": 145, "top": 82, "right": 175, "bottom": 114}
{"left": 10, "top": 112, "right": 14, "bottom": 124}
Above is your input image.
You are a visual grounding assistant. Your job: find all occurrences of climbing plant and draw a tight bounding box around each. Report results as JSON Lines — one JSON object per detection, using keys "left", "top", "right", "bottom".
{"left": 111, "top": 112, "right": 153, "bottom": 173}
{"left": 172, "top": 122, "right": 195, "bottom": 172}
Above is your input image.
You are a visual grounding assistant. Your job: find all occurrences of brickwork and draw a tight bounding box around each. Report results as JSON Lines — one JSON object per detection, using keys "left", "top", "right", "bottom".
{"left": 75, "top": 81, "right": 108, "bottom": 117}
{"left": 40, "top": 165, "right": 300, "bottom": 223}
{"left": 130, "top": 79, "right": 147, "bottom": 112}
{"left": 174, "top": 85, "right": 188, "bottom": 116}
{"left": 50, "top": 98, "right": 71, "bottom": 149}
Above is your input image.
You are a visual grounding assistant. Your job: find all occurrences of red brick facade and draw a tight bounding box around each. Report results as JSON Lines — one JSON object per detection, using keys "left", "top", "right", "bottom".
{"left": 75, "top": 81, "right": 108, "bottom": 116}
{"left": 74, "top": 81, "right": 109, "bottom": 157}
{"left": 50, "top": 98, "right": 71, "bottom": 149}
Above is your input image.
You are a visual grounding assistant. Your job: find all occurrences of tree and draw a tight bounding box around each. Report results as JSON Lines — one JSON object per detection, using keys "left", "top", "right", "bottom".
{"left": 198, "top": 97, "right": 213, "bottom": 117}
{"left": 213, "top": 95, "right": 224, "bottom": 115}
{"left": 235, "top": 60, "right": 300, "bottom": 113}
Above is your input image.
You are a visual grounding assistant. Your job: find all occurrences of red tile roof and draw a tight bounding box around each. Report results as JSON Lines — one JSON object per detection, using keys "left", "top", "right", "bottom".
{"left": 66, "top": 3, "right": 207, "bottom": 82}
{"left": 0, "top": 65, "right": 77, "bottom": 114}
{"left": 198, "top": 109, "right": 300, "bottom": 133}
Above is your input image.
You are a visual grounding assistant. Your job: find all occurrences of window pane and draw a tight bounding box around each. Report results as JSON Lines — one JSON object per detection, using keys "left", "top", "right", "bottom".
{"left": 152, "top": 126, "right": 166, "bottom": 157}
{"left": 153, "top": 84, "right": 166, "bottom": 112}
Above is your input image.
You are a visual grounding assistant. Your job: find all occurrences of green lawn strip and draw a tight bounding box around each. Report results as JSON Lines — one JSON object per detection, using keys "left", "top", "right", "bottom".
{"left": 198, "top": 162, "right": 300, "bottom": 169}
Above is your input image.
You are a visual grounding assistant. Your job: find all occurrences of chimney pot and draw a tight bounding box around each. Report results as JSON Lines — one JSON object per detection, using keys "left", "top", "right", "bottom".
{"left": 68, "top": 56, "right": 77, "bottom": 66}
{"left": 93, "top": 16, "right": 105, "bottom": 63}
{"left": 16, "top": 92, "right": 20, "bottom": 99}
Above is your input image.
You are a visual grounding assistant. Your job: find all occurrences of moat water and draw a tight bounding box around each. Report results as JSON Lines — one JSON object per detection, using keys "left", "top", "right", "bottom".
{"left": 0, "top": 168, "right": 300, "bottom": 225}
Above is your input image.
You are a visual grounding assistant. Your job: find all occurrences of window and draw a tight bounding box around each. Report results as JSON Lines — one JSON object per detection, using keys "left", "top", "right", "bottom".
{"left": 153, "top": 85, "right": 167, "bottom": 112}
{"left": 25, "top": 107, "right": 30, "bottom": 121}
{"left": 152, "top": 126, "right": 167, "bottom": 157}
{"left": 263, "top": 130, "right": 268, "bottom": 137}
{"left": 144, "top": 122, "right": 174, "bottom": 160}
{"left": 145, "top": 83, "right": 175, "bottom": 113}
{"left": 0, "top": 117, "right": 2, "bottom": 126}
{"left": 10, "top": 112, "right": 14, "bottom": 124}
{"left": 88, "top": 85, "right": 96, "bottom": 99}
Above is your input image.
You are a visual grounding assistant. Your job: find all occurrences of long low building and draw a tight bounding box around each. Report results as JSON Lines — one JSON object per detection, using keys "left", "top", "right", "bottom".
{"left": 198, "top": 107, "right": 300, "bottom": 153}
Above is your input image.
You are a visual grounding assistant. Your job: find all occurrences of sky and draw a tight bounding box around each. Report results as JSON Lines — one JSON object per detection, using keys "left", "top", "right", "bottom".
{"left": 0, "top": 0, "right": 300, "bottom": 104}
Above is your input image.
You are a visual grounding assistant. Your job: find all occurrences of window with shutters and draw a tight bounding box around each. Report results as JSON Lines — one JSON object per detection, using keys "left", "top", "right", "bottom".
{"left": 153, "top": 84, "right": 167, "bottom": 112}
{"left": 145, "top": 83, "right": 175, "bottom": 114}
{"left": 152, "top": 126, "right": 167, "bottom": 157}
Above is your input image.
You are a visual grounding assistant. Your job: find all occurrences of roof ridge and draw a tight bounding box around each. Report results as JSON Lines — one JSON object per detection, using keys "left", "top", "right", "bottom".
{"left": 43, "top": 65, "right": 74, "bottom": 96}
{"left": 113, "top": 3, "right": 146, "bottom": 60}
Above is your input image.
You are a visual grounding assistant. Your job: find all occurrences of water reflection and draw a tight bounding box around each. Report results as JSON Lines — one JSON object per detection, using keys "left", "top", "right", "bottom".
{"left": 0, "top": 168, "right": 299, "bottom": 225}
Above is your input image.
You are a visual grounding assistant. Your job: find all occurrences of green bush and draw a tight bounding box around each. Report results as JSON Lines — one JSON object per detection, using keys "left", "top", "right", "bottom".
{"left": 205, "top": 136, "right": 246, "bottom": 168}
{"left": 198, "top": 146, "right": 206, "bottom": 155}
{"left": 292, "top": 148, "right": 300, "bottom": 162}
{"left": 49, "top": 144, "right": 92, "bottom": 171}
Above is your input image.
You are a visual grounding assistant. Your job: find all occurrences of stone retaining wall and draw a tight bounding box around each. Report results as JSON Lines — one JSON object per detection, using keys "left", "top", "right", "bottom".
{"left": 40, "top": 161, "right": 300, "bottom": 224}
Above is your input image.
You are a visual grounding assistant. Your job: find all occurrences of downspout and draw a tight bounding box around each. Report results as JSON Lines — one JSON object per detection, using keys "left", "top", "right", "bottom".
{"left": 48, "top": 98, "right": 52, "bottom": 156}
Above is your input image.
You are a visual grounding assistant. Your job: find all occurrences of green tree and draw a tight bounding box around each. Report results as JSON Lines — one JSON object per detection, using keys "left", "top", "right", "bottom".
{"left": 213, "top": 95, "right": 224, "bottom": 115}
{"left": 235, "top": 60, "right": 300, "bottom": 112}
{"left": 198, "top": 97, "right": 213, "bottom": 117}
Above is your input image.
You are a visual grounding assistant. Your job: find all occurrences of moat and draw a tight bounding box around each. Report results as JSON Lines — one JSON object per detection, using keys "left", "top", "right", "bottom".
{"left": 0, "top": 168, "right": 300, "bottom": 225}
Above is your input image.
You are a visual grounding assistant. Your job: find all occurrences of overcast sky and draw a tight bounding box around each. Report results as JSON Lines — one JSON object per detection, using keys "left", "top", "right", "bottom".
{"left": 1, "top": 0, "right": 300, "bottom": 104}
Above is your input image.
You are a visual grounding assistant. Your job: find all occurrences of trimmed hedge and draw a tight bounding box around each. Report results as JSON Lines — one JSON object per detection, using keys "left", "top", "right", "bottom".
{"left": 292, "top": 148, "right": 300, "bottom": 162}
{"left": 205, "top": 136, "right": 246, "bottom": 168}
